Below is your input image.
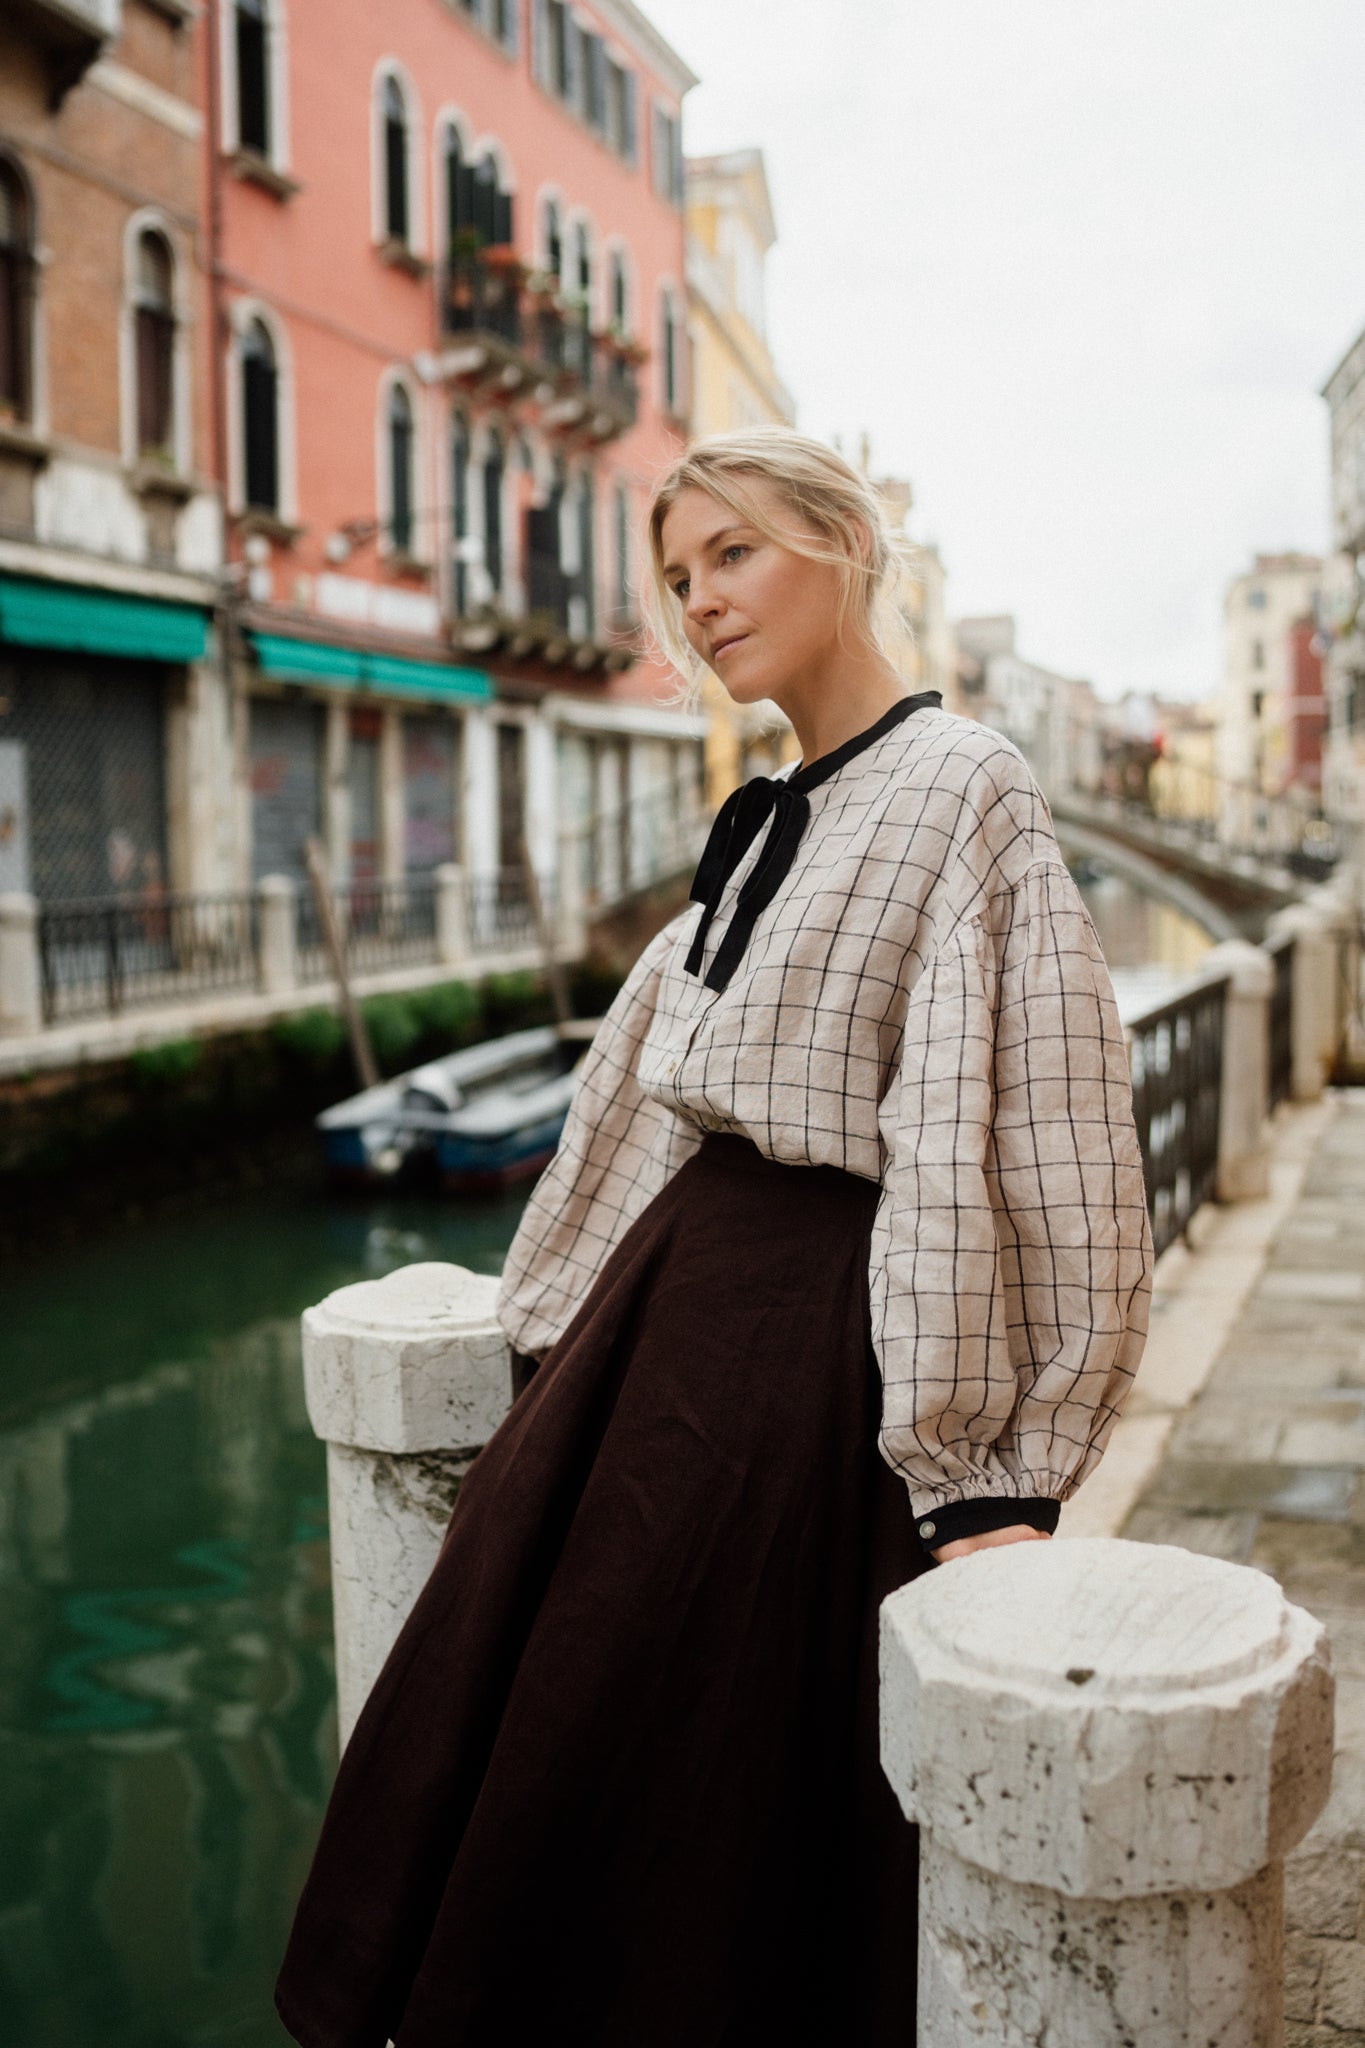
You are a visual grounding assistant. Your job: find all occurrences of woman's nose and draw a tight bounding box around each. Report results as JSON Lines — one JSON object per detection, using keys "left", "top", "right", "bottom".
{"left": 685, "top": 582, "right": 721, "bottom": 624}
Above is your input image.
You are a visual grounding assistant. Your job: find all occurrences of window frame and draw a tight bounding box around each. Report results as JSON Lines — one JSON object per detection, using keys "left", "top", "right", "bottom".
{"left": 372, "top": 62, "right": 426, "bottom": 257}
{"left": 221, "top": 0, "right": 292, "bottom": 174}
{"left": 0, "top": 154, "right": 37, "bottom": 427}
{"left": 226, "top": 299, "right": 297, "bottom": 523}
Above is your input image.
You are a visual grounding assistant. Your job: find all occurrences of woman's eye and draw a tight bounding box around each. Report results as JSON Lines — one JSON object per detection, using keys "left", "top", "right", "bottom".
{"left": 673, "top": 580, "right": 689, "bottom": 600}
{"left": 722, "top": 544, "right": 747, "bottom": 564}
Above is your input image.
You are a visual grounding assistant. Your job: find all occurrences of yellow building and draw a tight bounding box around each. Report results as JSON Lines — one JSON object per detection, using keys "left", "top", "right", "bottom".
{"left": 685, "top": 149, "right": 801, "bottom": 801}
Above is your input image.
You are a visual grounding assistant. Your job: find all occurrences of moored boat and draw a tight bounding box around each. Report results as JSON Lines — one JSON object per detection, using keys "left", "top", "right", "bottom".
{"left": 317, "top": 1025, "right": 588, "bottom": 1192}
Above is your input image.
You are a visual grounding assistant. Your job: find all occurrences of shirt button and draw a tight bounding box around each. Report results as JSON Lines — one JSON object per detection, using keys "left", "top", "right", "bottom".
{"left": 918, "top": 1521, "right": 936, "bottom": 1541}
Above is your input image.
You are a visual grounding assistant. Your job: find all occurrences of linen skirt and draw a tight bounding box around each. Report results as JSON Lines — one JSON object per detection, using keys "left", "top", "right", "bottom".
{"left": 276, "top": 1131, "right": 928, "bottom": 2048}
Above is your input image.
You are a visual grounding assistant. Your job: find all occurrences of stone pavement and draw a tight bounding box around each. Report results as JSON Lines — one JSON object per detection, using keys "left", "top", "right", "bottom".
{"left": 1119, "top": 1092, "right": 1365, "bottom": 2045}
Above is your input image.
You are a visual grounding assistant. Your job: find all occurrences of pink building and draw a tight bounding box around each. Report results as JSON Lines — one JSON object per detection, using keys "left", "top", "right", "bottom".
{"left": 208, "top": 0, "right": 704, "bottom": 899}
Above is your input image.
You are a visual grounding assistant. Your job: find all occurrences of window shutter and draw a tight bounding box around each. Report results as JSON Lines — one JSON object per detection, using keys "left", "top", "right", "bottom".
{"left": 535, "top": 0, "right": 547, "bottom": 82}
{"left": 651, "top": 103, "right": 664, "bottom": 197}
{"left": 587, "top": 34, "right": 607, "bottom": 131}
{"left": 243, "top": 344, "right": 279, "bottom": 513}
{"left": 456, "top": 162, "right": 478, "bottom": 239}
{"left": 562, "top": 11, "right": 580, "bottom": 109}
{"left": 500, "top": 0, "right": 519, "bottom": 55}
{"left": 622, "top": 68, "right": 637, "bottom": 165}
{"left": 493, "top": 188, "right": 514, "bottom": 248}
{"left": 671, "top": 117, "right": 684, "bottom": 206}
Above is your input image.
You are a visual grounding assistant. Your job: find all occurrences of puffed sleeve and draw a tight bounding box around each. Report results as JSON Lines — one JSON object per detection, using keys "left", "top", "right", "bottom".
{"left": 868, "top": 857, "right": 1153, "bottom": 1538}
{"left": 497, "top": 919, "right": 701, "bottom": 1361}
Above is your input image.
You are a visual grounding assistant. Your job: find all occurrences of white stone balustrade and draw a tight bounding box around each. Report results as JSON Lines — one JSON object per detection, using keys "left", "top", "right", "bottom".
{"left": 0, "top": 890, "right": 41, "bottom": 1037}
{"left": 435, "top": 862, "right": 470, "bottom": 972}
{"left": 302, "top": 1261, "right": 512, "bottom": 1744}
{"left": 1198, "top": 938, "right": 1274, "bottom": 1202}
{"left": 881, "top": 1537, "right": 1334, "bottom": 2048}
{"left": 256, "top": 872, "right": 298, "bottom": 995}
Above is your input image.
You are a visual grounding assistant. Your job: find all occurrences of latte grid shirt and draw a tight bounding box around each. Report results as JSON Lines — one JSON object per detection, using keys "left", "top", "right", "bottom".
{"left": 497, "top": 705, "right": 1154, "bottom": 1522}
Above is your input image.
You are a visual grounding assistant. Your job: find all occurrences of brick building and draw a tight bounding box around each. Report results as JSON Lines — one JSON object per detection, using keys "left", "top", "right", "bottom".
{"left": 0, "top": 0, "right": 221, "bottom": 906}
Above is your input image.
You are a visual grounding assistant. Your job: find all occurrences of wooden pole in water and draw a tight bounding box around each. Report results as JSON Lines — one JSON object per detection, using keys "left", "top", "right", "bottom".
{"left": 304, "top": 837, "right": 380, "bottom": 1091}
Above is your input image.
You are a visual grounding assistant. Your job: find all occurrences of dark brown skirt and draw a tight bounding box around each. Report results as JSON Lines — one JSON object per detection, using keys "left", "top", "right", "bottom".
{"left": 276, "top": 1132, "right": 927, "bottom": 2048}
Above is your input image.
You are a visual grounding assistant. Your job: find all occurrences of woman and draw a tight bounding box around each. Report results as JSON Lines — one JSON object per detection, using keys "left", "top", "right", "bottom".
{"left": 276, "top": 428, "right": 1153, "bottom": 2048}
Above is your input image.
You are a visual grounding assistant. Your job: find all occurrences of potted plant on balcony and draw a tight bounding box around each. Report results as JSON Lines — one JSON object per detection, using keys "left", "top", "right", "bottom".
{"left": 482, "top": 244, "right": 523, "bottom": 277}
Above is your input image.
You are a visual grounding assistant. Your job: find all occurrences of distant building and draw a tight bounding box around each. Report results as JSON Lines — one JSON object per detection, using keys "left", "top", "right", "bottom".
{"left": 684, "top": 146, "right": 799, "bottom": 801}
{"left": 1321, "top": 327, "right": 1365, "bottom": 836}
{"left": 1218, "top": 553, "right": 1324, "bottom": 803}
{"left": 0, "top": 0, "right": 221, "bottom": 903}
{"left": 953, "top": 615, "right": 1093, "bottom": 797}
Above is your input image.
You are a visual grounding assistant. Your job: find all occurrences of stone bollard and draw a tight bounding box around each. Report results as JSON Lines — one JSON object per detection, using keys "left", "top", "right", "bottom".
{"left": 257, "top": 873, "right": 299, "bottom": 994}
{"left": 435, "top": 862, "right": 469, "bottom": 972}
{"left": 302, "top": 1261, "right": 512, "bottom": 1745}
{"left": 1200, "top": 939, "right": 1273, "bottom": 1201}
{"left": 1265, "top": 905, "right": 1337, "bottom": 1101}
{"left": 0, "top": 890, "right": 41, "bottom": 1036}
{"left": 881, "top": 1537, "right": 1333, "bottom": 2048}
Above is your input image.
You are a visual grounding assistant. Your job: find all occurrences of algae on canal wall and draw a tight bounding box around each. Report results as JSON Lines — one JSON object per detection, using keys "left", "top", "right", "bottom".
{"left": 0, "top": 963, "right": 625, "bottom": 1256}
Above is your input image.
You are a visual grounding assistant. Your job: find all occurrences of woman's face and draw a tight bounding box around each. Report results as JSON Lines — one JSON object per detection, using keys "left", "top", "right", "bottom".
{"left": 658, "top": 480, "right": 848, "bottom": 706}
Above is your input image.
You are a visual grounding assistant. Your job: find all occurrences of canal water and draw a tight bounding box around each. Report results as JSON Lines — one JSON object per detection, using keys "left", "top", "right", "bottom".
{"left": 0, "top": 872, "right": 1209, "bottom": 2046}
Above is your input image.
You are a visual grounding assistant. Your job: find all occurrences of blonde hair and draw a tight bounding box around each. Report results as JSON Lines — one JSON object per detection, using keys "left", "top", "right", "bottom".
{"left": 643, "top": 426, "right": 910, "bottom": 697}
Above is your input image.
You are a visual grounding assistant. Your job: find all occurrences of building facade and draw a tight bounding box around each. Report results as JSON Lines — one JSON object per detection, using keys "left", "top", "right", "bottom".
{"left": 1218, "top": 552, "right": 1324, "bottom": 805}
{"left": 953, "top": 614, "right": 1094, "bottom": 799}
{"left": 211, "top": 0, "right": 705, "bottom": 912}
{"left": 684, "top": 146, "right": 799, "bottom": 803}
{"left": 1321, "top": 328, "right": 1365, "bottom": 842}
{"left": 0, "top": 0, "right": 222, "bottom": 906}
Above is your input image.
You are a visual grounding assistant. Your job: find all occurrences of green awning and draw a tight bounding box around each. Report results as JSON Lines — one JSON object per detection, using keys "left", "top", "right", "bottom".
{"left": 0, "top": 573, "right": 209, "bottom": 662}
{"left": 250, "top": 632, "right": 492, "bottom": 704}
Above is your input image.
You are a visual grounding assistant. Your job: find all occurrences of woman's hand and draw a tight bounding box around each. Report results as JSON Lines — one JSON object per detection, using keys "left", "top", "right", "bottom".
{"left": 931, "top": 1524, "right": 1052, "bottom": 1565}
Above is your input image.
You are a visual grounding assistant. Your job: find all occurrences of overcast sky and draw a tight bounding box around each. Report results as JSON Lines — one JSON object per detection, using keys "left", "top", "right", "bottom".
{"left": 645, "top": 0, "right": 1365, "bottom": 702}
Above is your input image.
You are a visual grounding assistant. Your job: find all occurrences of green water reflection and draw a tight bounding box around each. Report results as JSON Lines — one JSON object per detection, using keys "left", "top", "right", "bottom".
{"left": 0, "top": 1182, "right": 528, "bottom": 2048}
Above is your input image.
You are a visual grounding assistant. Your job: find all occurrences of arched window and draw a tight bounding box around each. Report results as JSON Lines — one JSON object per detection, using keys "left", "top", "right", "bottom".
{"left": 543, "top": 197, "right": 562, "bottom": 281}
{"left": 382, "top": 76, "right": 410, "bottom": 244}
{"left": 241, "top": 318, "right": 279, "bottom": 512}
{"left": 0, "top": 161, "right": 34, "bottom": 420}
{"left": 134, "top": 229, "right": 176, "bottom": 460}
{"left": 388, "top": 382, "right": 414, "bottom": 554}
{"left": 483, "top": 426, "right": 504, "bottom": 599}
{"left": 451, "top": 412, "right": 471, "bottom": 615}
{"left": 660, "top": 286, "right": 678, "bottom": 415}
{"left": 609, "top": 248, "right": 628, "bottom": 332}
{"left": 235, "top": 0, "right": 271, "bottom": 157}
{"left": 447, "top": 134, "right": 514, "bottom": 253}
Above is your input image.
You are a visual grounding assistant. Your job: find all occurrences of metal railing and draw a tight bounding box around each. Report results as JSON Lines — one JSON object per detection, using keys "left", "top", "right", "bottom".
{"left": 466, "top": 867, "right": 547, "bottom": 952}
{"left": 37, "top": 892, "right": 259, "bottom": 1025}
{"left": 565, "top": 784, "right": 711, "bottom": 914}
{"left": 1127, "top": 975, "right": 1227, "bottom": 1258}
{"left": 296, "top": 878, "right": 439, "bottom": 985}
{"left": 439, "top": 255, "right": 640, "bottom": 428}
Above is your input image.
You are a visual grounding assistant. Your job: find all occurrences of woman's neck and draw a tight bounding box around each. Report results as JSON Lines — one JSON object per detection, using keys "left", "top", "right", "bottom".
{"left": 773, "top": 645, "right": 911, "bottom": 769}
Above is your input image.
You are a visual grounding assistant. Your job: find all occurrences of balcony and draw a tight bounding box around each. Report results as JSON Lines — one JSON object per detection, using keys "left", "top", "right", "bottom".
{"left": 437, "top": 251, "right": 642, "bottom": 444}
{"left": 11, "top": 0, "right": 119, "bottom": 103}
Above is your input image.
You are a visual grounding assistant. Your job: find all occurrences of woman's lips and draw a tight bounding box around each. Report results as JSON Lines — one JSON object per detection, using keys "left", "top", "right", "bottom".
{"left": 712, "top": 634, "right": 749, "bottom": 661}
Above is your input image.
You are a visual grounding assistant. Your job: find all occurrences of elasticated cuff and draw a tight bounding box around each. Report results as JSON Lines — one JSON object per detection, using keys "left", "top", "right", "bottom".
{"left": 915, "top": 1495, "right": 1060, "bottom": 1555}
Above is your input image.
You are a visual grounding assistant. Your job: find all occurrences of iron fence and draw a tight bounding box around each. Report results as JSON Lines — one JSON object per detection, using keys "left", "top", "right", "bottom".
{"left": 37, "top": 892, "right": 259, "bottom": 1024}
{"left": 1127, "top": 974, "right": 1227, "bottom": 1258}
{"left": 566, "top": 784, "right": 710, "bottom": 913}
{"left": 466, "top": 867, "right": 545, "bottom": 953}
{"left": 296, "top": 878, "right": 439, "bottom": 985}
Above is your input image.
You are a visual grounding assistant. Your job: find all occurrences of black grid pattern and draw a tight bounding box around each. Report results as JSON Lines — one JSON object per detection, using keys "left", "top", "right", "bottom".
{"left": 499, "top": 708, "right": 1153, "bottom": 1520}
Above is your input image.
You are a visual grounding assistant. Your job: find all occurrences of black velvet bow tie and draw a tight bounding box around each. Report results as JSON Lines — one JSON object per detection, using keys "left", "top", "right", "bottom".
{"left": 684, "top": 692, "right": 942, "bottom": 993}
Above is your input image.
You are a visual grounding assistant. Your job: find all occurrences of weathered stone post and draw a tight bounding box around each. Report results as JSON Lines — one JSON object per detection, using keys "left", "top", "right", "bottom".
{"left": 557, "top": 824, "right": 588, "bottom": 959}
{"left": 257, "top": 873, "right": 299, "bottom": 995}
{"left": 881, "top": 1537, "right": 1334, "bottom": 2048}
{"left": 435, "top": 861, "right": 470, "bottom": 971}
{"left": 302, "top": 1262, "right": 511, "bottom": 1744}
{"left": 1201, "top": 938, "right": 1273, "bottom": 1201}
{"left": 0, "top": 890, "right": 41, "bottom": 1036}
{"left": 1265, "top": 904, "right": 1338, "bottom": 1101}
